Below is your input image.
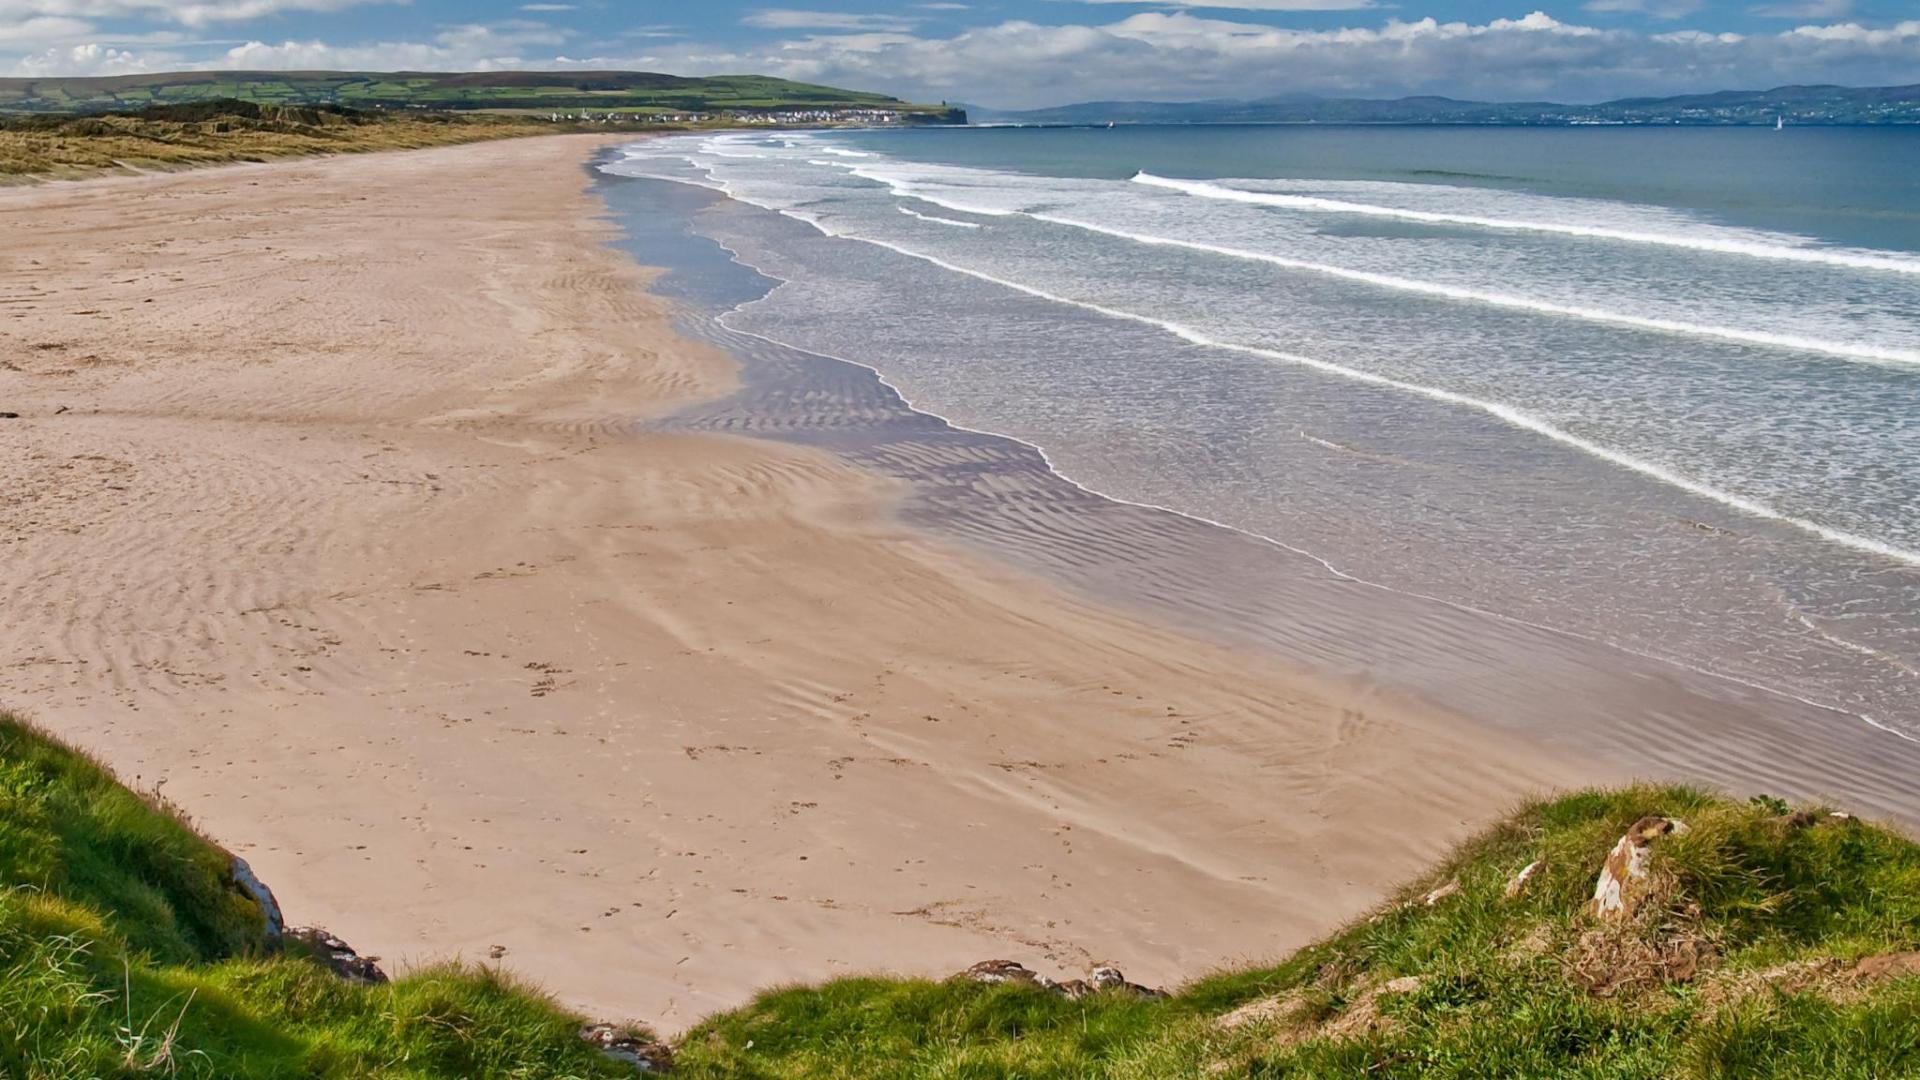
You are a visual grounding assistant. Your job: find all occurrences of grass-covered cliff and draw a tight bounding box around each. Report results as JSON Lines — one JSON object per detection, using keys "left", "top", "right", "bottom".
{"left": 0, "top": 713, "right": 640, "bottom": 1079}
{"left": 4, "top": 708, "right": 1917, "bottom": 1078}
{"left": 663, "top": 786, "right": 1920, "bottom": 1079}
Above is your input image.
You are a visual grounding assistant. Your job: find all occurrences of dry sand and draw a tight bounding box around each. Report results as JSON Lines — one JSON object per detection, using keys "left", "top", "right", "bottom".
{"left": 0, "top": 135, "right": 1585, "bottom": 1029}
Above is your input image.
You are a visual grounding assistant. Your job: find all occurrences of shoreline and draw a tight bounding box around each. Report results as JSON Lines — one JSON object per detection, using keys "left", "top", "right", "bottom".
{"left": 598, "top": 167, "right": 1920, "bottom": 830}
{"left": 0, "top": 135, "right": 1883, "bottom": 1035}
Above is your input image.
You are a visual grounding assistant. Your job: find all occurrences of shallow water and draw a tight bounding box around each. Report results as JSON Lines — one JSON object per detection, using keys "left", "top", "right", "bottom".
{"left": 592, "top": 129, "right": 1920, "bottom": 825}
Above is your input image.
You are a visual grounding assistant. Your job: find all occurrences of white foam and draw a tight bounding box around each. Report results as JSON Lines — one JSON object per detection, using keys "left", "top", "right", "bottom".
{"left": 1135, "top": 173, "right": 1920, "bottom": 277}
{"left": 789, "top": 226, "right": 1920, "bottom": 569}
{"left": 1023, "top": 212, "right": 1920, "bottom": 370}
{"left": 899, "top": 206, "right": 984, "bottom": 229}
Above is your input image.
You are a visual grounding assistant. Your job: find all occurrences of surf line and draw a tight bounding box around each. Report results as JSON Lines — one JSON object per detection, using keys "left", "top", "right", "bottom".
{"left": 1135, "top": 173, "right": 1920, "bottom": 278}
{"left": 1025, "top": 213, "right": 1920, "bottom": 370}
{"left": 633, "top": 168, "right": 1918, "bottom": 743}
{"left": 832, "top": 168, "right": 1920, "bottom": 369}
{"left": 789, "top": 224, "right": 1920, "bottom": 570}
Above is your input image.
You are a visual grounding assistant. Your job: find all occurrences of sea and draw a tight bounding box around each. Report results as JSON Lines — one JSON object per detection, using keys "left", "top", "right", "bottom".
{"left": 597, "top": 124, "right": 1920, "bottom": 780}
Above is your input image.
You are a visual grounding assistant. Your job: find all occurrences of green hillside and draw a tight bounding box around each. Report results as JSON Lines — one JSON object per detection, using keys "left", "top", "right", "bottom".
{"left": 666, "top": 786, "right": 1920, "bottom": 1079}
{"left": 0, "top": 70, "right": 962, "bottom": 120}
{"left": 4, "top": 707, "right": 1917, "bottom": 1077}
{"left": 0, "top": 713, "right": 647, "bottom": 1078}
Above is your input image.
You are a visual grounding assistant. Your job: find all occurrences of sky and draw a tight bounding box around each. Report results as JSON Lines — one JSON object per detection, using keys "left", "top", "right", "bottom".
{"left": 2, "top": 0, "right": 1918, "bottom": 109}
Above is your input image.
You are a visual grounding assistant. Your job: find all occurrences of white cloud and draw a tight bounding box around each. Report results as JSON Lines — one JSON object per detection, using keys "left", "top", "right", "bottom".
{"left": 1073, "top": 0, "right": 1375, "bottom": 9}
{"left": 0, "top": 0, "right": 393, "bottom": 28}
{"left": 4, "top": 7, "right": 1919, "bottom": 109}
{"left": 1583, "top": 0, "right": 1704, "bottom": 21}
{"left": 742, "top": 9, "right": 919, "bottom": 32}
{"left": 519, "top": 3, "right": 575, "bottom": 10}
{"left": 1748, "top": 0, "right": 1851, "bottom": 19}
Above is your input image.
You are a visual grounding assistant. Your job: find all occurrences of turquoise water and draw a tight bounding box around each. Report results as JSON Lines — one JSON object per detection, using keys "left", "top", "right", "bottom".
{"left": 603, "top": 125, "right": 1920, "bottom": 736}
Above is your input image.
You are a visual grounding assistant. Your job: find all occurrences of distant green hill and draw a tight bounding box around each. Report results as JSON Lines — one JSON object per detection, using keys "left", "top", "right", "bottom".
{"left": 0, "top": 70, "right": 965, "bottom": 122}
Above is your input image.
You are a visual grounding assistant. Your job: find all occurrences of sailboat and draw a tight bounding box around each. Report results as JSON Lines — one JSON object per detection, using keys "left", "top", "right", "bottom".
{"left": 1776, "top": 115, "right": 1785, "bottom": 131}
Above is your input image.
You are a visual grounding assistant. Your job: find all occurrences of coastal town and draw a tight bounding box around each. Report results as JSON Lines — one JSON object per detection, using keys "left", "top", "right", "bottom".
{"left": 542, "top": 106, "right": 951, "bottom": 126}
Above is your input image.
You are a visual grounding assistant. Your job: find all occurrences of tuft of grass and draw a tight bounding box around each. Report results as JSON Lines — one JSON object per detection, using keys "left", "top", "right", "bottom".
{"left": 0, "top": 713, "right": 636, "bottom": 1079}
{"left": 666, "top": 784, "right": 1920, "bottom": 1079}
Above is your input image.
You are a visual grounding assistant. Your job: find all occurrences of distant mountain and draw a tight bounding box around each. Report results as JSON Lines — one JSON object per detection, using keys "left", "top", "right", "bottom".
{"left": 968, "top": 83, "right": 1920, "bottom": 126}
{"left": 0, "top": 71, "right": 966, "bottom": 123}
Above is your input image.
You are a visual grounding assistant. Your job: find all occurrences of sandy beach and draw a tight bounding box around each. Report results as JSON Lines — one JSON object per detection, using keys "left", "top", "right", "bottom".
{"left": 0, "top": 136, "right": 1591, "bottom": 1029}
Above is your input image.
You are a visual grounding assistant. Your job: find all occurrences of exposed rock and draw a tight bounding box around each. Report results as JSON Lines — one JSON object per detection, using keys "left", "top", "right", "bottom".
{"left": 1503, "top": 860, "right": 1543, "bottom": 900}
{"left": 1379, "top": 975, "right": 1423, "bottom": 995}
{"left": 957, "top": 960, "right": 1167, "bottom": 1000}
{"left": 286, "top": 926, "right": 388, "bottom": 984}
{"left": 961, "top": 959, "right": 1048, "bottom": 987}
{"left": 579, "top": 1023, "right": 673, "bottom": 1073}
{"left": 1590, "top": 816, "right": 1686, "bottom": 920}
{"left": 227, "top": 854, "right": 284, "bottom": 942}
{"left": 0, "top": 412, "right": 19, "bottom": 419}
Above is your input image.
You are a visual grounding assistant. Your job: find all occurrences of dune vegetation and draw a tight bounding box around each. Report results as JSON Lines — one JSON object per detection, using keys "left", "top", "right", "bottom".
{"left": 0, "top": 713, "right": 640, "bottom": 1079}
{"left": 3, "top": 706, "right": 1917, "bottom": 1079}
{"left": 665, "top": 786, "right": 1920, "bottom": 1079}
{"left": 0, "top": 100, "right": 544, "bottom": 180}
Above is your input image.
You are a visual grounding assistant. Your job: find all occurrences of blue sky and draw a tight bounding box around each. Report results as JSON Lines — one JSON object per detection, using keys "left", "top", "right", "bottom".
{"left": 3, "top": 1, "right": 1917, "bottom": 107}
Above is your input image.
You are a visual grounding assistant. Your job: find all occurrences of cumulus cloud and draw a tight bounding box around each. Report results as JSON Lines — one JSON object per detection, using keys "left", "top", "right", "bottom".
{"left": 4, "top": 7, "right": 1919, "bottom": 108}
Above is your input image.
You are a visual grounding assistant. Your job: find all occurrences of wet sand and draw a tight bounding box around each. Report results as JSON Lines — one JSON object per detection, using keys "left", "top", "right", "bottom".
{"left": 0, "top": 135, "right": 1897, "bottom": 1036}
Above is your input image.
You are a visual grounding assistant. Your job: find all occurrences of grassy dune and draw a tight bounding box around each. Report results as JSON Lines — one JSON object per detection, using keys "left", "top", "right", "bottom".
{"left": 0, "top": 714, "right": 637, "bottom": 1079}
{"left": 665, "top": 787, "right": 1920, "bottom": 1079}
{"left": 4, "top": 707, "right": 1917, "bottom": 1078}
{"left": 0, "top": 100, "right": 543, "bottom": 180}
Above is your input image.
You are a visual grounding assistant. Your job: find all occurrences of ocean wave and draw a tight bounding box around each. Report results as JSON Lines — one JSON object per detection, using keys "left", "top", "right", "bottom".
{"left": 757, "top": 214, "right": 1920, "bottom": 569}
{"left": 1022, "top": 212, "right": 1920, "bottom": 370}
{"left": 899, "top": 206, "right": 984, "bottom": 229}
{"left": 1135, "top": 173, "right": 1920, "bottom": 277}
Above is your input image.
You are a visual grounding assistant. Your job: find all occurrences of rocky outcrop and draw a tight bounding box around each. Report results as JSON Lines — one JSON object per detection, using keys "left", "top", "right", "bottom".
{"left": 958, "top": 960, "right": 1167, "bottom": 1000}
{"left": 227, "top": 854, "right": 284, "bottom": 941}
{"left": 1503, "top": 860, "right": 1543, "bottom": 900}
{"left": 285, "top": 926, "right": 389, "bottom": 984}
{"left": 1590, "top": 816, "right": 1686, "bottom": 919}
{"left": 579, "top": 1024, "right": 673, "bottom": 1073}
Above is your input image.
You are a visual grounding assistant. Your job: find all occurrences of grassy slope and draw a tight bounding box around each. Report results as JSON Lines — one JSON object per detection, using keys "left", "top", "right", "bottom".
{"left": 6, "top": 710, "right": 1918, "bottom": 1079}
{"left": 0, "top": 714, "right": 635, "bottom": 1080}
{"left": 667, "top": 786, "right": 1920, "bottom": 1079}
{"left": 0, "top": 72, "right": 939, "bottom": 116}
{"left": 0, "top": 101, "right": 544, "bottom": 180}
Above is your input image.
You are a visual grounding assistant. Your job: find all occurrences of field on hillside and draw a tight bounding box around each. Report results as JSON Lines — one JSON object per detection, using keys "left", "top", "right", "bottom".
{"left": 0, "top": 71, "right": 960, "bottom": 119}
{"left": 0, "top": 100, "right": 547, "bottom": 179}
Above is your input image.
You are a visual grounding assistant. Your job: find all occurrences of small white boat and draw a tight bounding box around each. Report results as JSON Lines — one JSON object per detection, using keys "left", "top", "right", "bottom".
{"left": 1776, "top": 115, "right": 1785, "bottom": 131}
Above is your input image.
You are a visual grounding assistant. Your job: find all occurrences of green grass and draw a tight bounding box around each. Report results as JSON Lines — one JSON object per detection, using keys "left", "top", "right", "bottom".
{"left": 666, "top": 786, "right": 1920, "bottom": 1079}
{"left": 7, "top": 707, "right": 1918, "bottom": 1078}
{"left": 0, "top": 99, "right": 554, "bottom": 180}
{"left": 0, "top": 71, "right": 960, "bottom": 119}
{"left": 0, "top": 713, "right": 637, "bottom": 1079}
